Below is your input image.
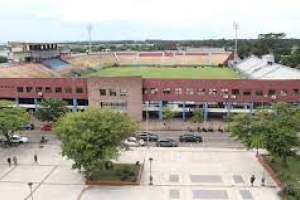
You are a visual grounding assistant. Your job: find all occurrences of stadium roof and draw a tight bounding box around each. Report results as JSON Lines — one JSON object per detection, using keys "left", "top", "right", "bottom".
{"left": 235, "top": 55, "right": 300, "bottom": 80}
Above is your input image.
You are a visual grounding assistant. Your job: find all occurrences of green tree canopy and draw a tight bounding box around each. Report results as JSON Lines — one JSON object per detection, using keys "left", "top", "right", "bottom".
{"left": 0, "top": 101, "right": 30, "bottom": 145}
{"left": 35, "top": 99, "right": 68, "bottom": 122}
{"left": 228, "top": 102, "right": 300, "bottom": 164}
{"left": 163, "top": 106, "right": 175, "bottom": 121}
{"left": 54, "top": 108, "right": 138, "bottom": 179}
{"left": 190, "top": 108, "right": 204, "bottom": 124}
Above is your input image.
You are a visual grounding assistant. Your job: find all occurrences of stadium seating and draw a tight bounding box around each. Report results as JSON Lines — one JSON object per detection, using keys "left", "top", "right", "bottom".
{"left": 235, "top": 55, "right": 300, "bottom": 79}
{"left": 41, "top": 58, "right": 69, "bottom": 69}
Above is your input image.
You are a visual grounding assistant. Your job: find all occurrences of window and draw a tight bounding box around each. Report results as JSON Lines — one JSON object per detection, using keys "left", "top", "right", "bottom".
{"left": 55, "top": 87, "right": 62, "bottom": 93}
{"left": 143, "top": 88, "right": 149, "bottom": 94}
{"left": 293, "top": 88, "right": 299, "bottom": 96}
{"left": 100, "top": 101, "right": 127, "bottom": 111}
{"left": 208, "top": 89, "right": 217, "bottom": 96}
{"left": 99, "top": 89, "right": 106, "bottom": 96}
{"left": 76, "top": 87, "right": 84, "bottom": 94}
{"left": 220, "top": 88, "right": 229, "bottom": 95}
{"left": 280, "top": 89, "right": 288, "bottom": 97}
{"left": 120, "top": 89, "right": 128, "bottom": 96}
{"left": 268, "top": 89, "right": 276, "bottom": 96}
{"left": 150, "top": 88, "right": 158, "bottom": 95}
{"left": 109, "top": 88, "right": 117, "bottom": 96}
{"left": 232, "top": 89, "right": 240, "bottom": 96}
{"left": 64, "top": 87, "right": 72, "bottom": 94}
{"left": 35, "top": 87, "right": 43, "bottom": 93}
{"left": 255, "top": 90, "right": 263, "bottom": 96}
{"left": 198, "top": 88, "right": 206, "bottom": 95}
{"left": 45, "top": 87, "right": 52, "bottom": 93}
{"left": 175, "top": 88, "right": 182, "bottom": 95}
{"left": 26, "top": 87, "right": 33, "bottom": 93}
{"left": 186, "top": 88, "right": 194, "bottom": 95}
{"left": 17, "top": 87, "right": 23, "bottom": 93}
{"left": 163, "top": 88, "right": 171, "bottom": 95}
{"left": 243, "top": 90, "right": 251, "bottom": 96}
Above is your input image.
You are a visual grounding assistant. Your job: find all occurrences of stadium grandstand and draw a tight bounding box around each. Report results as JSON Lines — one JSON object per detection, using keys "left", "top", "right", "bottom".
{"left": 235, "top": 54, "right": 300, "bottom": 79}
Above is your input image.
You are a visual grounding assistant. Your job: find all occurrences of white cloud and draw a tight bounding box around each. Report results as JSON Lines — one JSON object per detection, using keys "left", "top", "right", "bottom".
{"left": 0, "top": 0, "right": 299, "bottom": 41}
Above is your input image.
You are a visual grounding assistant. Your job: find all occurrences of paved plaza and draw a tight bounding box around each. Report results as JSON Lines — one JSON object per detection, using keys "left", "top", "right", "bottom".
{"left": 0, "top": 133, "right": 280, "bottom": 200}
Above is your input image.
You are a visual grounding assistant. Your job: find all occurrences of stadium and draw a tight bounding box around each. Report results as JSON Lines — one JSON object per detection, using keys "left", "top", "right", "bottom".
{"left": 1, "top": 42, "right": 300, "bottom": 121}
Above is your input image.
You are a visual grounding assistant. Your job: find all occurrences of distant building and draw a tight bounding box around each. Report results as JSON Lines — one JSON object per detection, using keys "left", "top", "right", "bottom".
{"left": 8, "top": 42, "right": 60, "bottom": 63}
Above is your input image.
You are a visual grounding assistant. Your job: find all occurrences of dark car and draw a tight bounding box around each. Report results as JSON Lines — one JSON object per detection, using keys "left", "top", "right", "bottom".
{"left": 136, "top": 132, "right": 159, "bottom": 142}
{"left": 156, "top": 138, "right": 178, "bottom": 147}
{"left": 179, "top": 133, "right": 203, "bottom": 143}
{"left": 23, "top": 123, "right": 35, "bottom": 130}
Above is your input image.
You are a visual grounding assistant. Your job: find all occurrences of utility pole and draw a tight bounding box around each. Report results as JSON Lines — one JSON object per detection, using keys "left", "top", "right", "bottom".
{"left": 233, "top": 22, "right": 239, "bottom": 63}
{"left": 87, "top": 24, "right": 93, "bottom": 54}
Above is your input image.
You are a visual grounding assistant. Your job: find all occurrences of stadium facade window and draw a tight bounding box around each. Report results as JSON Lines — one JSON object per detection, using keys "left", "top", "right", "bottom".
{"left": 186, "top": 88, "right": 194, "bottom": 95}
{"left": 120, "top": 89, "right": 128, "bottom": 96}
{"left": 232, "top": 89, "right": 240, "bottom": 96}
{"left": 35, "top": 87, "right": 43, "bottom": 93}
{"left": 208, "top": 89, "right": 217, "bottom": 96}
{"left": 17, "top": 87, "right": 23, "bottom": 93}
{"left": 100, "top": 101, "right": 127, "bottom": 111}
{"left": 64, "top": 88, "right": 72, "bottom": 94}
{"left": 26, "top": 87, "right": 33, "bottom": 93}
{"left": 45, "top": 87, "right": 52, "bottom": 93}
{"left": 109, "top": 88, "right": 117, "bottom": 96}
{"left": 255, "top": 90, "right": 263, "bottom": 96}
{"left": 99, "top": 89, "right": 106, "bottom": 96}
{"left": 150, "top": 88, "right": 158, "bottom": 95}
{"left": 175, "top": 88, "right": 182, "bottom": 95}
{"left": 243, "top": 90, "right": 251, "bottom": 96}
{"left": 293, "top": 88, "right": 299, "bottom": 96}
{"left": 76, "top": 88, "right": 84, "bottom": 94}
{"left": 268, "top": 89, "right": 276, "bottom": 96}
{"left": 163, "top": 88, "right": 171, "bottom": 95}
{"left": 55, "top": 87, "right": 62, "bottom": 93}
{"left": 280, "top": 89, "right": 288, "bottom": 97}
{"left": 220, "top": 88, "right": 229, "bottom": 95}
{"left": 198, "top": 88, "right": 206, "bottom": 95}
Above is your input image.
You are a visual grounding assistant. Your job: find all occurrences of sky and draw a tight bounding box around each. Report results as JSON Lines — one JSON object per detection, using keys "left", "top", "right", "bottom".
{"left": 0, "top": 0, "right": 300, "bottom": 42}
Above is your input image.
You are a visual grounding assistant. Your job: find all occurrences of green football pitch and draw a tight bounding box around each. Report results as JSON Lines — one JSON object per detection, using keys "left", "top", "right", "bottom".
{"left": 86, "top": 66, "right": 239, "bottom": 79}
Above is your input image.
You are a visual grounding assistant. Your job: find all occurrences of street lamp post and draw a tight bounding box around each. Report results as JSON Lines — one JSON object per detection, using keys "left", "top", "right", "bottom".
{"left": 28, "top": 182, "right": 34, "bottom": 200}
{"left": 149, "top": 157, "right": 153, "bottom": 185}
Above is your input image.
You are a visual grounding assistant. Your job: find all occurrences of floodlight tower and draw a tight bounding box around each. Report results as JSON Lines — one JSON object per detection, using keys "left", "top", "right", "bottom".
{"left": 233, "top": 22, "right": 239, "bottom": 62}
{"left": 87, "top": 24, "right": 93, "bottom": 54}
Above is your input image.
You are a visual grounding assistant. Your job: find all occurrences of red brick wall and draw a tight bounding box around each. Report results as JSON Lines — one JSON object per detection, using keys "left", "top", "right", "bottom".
{"left": 87, "top": 77, "right": 143, "bottom": 121}
{"left": 0, "top": 78, "right": 88, "bottom": 99}
{"left": 143, "top": 79, "right": 300, "bottom": 103}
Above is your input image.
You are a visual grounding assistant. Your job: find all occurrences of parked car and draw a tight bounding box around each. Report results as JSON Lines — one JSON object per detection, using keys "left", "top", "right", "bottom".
{"left": 136, "top": 132, "right": 159, "bottom": 142}
{"left": 23, "top": 123, "right": 35, "bottom": 130}
{"left": 179, "top": 133, "right": 203, "bottom": 143}
{"left": 156, "top": 138, "right": 178, "bottom": 147}
{"left": 10, "top": 135, "right": 29, "bottom": 143}
{"left": 123, "top": 137, "right": 145, "bottom": 147}
{"left": 41, "top": 124, "right": 52, "bottom": 131}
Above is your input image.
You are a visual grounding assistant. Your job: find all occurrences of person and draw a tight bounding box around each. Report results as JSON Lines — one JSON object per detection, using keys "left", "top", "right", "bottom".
{"left": 13, "top": 156, "right": 17, "bottom": 166}
{"left": 34, "top": 154, "right": 38, "bottom": 163}
{"left": 250, "top": 175, "right": 256, "bottom": 187}
{"left": 7, "top": 157, "right": 11, "bottom": 167}
{"left": 261, "top": 176, "right": 265, "bottom": 186}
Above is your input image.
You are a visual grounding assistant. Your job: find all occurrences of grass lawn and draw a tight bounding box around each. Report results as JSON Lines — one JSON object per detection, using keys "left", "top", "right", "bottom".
{"left": 89, "top": 163, "right": 140, "bottom": 182}
{"left": 265, "top": 155, "right": 300, "bottom": 199}
{"left": 86, "top": 66, "right": 240, "bottom": 79}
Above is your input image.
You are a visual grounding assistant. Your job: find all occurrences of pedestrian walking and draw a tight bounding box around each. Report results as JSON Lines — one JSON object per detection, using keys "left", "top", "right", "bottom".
{"left": 261, "top": 176, "right": 265, "bottom": 186}
{"left": 7, "top": 157, "right": 11, "bottom": 167}
{"left": 250, "top": 175, "right": 256, "bottom": 187}
{"left": 34, "top": 154, "right": 38, "bottom": 163}
{"left": 13, "top": 156, "right": 17, "bottom": 166}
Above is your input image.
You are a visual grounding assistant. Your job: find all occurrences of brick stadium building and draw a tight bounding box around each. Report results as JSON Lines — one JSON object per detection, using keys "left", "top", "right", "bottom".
{"left": 1, "top": 77, "right": 300, "bottom": 121}
{"left": 1, "top": 44, "right": 300, "bottom": 121}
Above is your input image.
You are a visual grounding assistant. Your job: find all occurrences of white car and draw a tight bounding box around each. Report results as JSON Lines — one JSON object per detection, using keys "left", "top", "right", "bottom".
{"left": 10, "top": 135, "right": 29, "bottom": 144}
{"left": 123, "top": 137, "right": 145, "bottom": 147}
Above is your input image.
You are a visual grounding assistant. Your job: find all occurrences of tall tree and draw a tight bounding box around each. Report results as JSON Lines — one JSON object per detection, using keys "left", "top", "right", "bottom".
{"left": 162, "top": 106, "right": 175, "bottom": 129}
{"left": 35, "top": 99, "right": 68, "bottom": 122}
{"left": 190, "top": 108, "right": 204, "bottom": 124}
{"left": 0, "top": 101, "right": 30, "bottom": 145}
{"left": 54, "top": 108, "right": 138, "bottom": 179}
{"left": 264, "top": 103, "right": 300, "bottom": 165}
